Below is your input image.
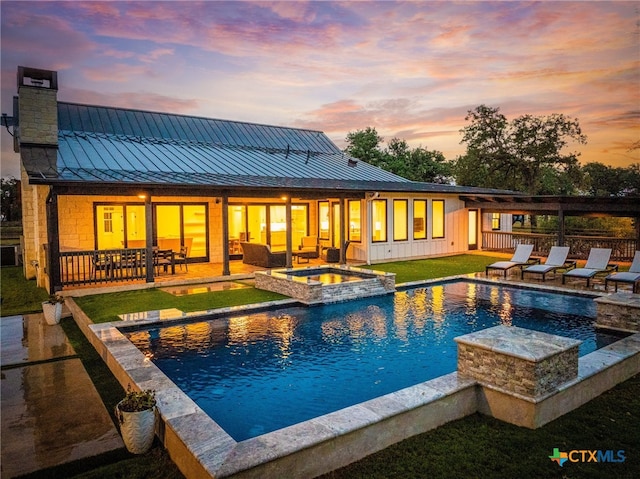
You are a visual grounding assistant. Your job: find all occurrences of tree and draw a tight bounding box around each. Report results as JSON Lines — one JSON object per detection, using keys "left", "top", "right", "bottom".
{"left": 344, "top": 129, "right": 453, "bottom": 183}
{"left": 0, "top": 177, "right": 21, "bottom": 222}
{"left": 581, "top": 162, "right": 640, "bottom": 196}
{"left": 455, "top": 105, "right": 587, "bottom": 195}
{"left": 344, "top": 127, "right": 384, "bottom": 165}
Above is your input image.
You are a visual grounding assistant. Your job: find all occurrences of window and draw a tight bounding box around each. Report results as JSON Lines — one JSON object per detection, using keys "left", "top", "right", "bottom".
{"left": 371, "top": 199, "right": 387, "bottom": 242}
{"left": 413, "top": 200, "right": 427, "bottom": 240}
{"left": 348, "top": 200, "right": 361, "bottom": 242}
{"left": 319, "top": 201, "right": 330, "bottom": 240}
{"left": 432, "top": 200, "right": 445, "bottom": 239}
{"left": 393, "top": 199, "right": 408, "bottom": 241}
{"left": 103, "top": 210, "right": 113, "bottom": 233}
{"left": 492, "top": 213, "right": 501, "bottom": 230}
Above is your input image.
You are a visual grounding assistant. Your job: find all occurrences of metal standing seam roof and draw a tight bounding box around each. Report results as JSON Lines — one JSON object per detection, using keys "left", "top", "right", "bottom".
{"left": 22, "top": 102, "right": 513, "bottom": 195}
{"left": 46, "top": 102, "right": 411, "bottom": 187}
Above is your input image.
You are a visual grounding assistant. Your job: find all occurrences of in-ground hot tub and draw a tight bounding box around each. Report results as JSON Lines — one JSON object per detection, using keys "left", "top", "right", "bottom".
{"left": 255, "top": 265, "right": 396, "bottom": 304}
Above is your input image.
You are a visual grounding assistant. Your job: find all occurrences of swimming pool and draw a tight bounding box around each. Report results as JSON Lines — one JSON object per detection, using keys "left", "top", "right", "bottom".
{"left": 126, "top": 280, "right": 621, "bottom": 441}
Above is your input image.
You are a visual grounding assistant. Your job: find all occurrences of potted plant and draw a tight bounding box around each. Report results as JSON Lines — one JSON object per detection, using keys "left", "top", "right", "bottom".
{"left": 42, "top": 294, "right": 65, "bottom": 325}
{"left": 115, "top": 385, "right": 157, "bottom": 454}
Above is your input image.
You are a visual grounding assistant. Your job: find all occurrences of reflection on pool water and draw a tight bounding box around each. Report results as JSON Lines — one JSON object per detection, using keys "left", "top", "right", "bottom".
{"left": 126, "top": 280, "right": 620, "bottom": 441}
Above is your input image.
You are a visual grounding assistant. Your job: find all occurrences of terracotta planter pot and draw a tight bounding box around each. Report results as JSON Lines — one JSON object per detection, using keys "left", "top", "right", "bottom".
{"left": 116, "top": 402, "right": 156, "bottom": 454}
{"left": 42, "top": 302, "right": 63, "bottom": 325}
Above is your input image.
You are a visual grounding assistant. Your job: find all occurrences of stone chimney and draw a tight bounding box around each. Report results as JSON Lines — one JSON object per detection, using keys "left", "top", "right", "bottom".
{"left": 15, "top": 66, "right": 58, "bottom": 151}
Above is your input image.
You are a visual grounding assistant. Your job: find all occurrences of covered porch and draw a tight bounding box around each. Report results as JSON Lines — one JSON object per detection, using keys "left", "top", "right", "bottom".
{"left": 463, "top": 195, "right": 640, "bottom": 261}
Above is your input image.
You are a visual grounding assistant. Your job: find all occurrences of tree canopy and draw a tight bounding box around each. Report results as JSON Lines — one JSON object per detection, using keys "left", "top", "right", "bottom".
{"left": 343, "top": 128, "right": 452, "bottom": 183}
{"left": 343, "top": 105, "right": 638, "bottom": 198}
{"left": 454, "top": 105, "right": 586, "bottom": 195}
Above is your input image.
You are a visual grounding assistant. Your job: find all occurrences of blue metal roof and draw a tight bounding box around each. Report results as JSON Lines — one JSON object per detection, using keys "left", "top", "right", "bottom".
{"left": 57, "top": 103, "right": 342, "bottom": 155}
{"left": 44, "top": 102, "right": 410, "bottom": 188}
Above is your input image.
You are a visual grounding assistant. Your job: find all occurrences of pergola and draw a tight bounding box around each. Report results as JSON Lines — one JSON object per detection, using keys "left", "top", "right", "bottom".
{"left": 461, "top": 195, "right": 640, "bottom": 256}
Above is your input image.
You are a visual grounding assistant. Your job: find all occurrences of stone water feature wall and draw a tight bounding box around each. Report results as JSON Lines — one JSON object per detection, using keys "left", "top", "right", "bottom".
{"left": 255, "top": 266, "right": 396, "bottom": 304}
{"left": 455, "top": 326, "right": 580, "bottom": 398}
{"left": 595, "top": 293, "right": 640, "bottom": 333}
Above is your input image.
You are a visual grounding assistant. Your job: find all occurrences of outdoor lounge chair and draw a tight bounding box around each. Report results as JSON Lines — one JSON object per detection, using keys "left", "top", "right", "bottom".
{"left": 605, "top": 250, "right": 640, "bottom": 293}
{"left": 562, "top": 248, "right": 616, "bottom": 288}
{"left": 521, "top": 246, "right": 575, "bottom": 282}
{"left": 485, "top": 244, "right": 535, "bottom": 277}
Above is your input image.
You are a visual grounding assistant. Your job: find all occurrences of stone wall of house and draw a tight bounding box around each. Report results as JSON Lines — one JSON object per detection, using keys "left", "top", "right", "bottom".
{"left": 20, "top": 166, "right": 48, "bottom": 284}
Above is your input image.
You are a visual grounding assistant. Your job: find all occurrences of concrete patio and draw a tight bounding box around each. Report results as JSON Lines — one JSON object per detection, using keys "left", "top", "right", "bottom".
{"left": 0, "top": 314, "right": 123, "bottom": 478}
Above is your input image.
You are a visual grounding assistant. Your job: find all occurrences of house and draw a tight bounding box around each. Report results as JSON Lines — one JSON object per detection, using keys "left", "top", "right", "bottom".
{"left": 13, "top": 66, "right": 519, "bottom": 293}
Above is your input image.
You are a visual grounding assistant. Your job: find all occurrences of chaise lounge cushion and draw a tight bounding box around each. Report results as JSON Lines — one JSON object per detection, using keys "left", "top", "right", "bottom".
{"left": 240, "top": 242, "right": 286, "bottom": 268}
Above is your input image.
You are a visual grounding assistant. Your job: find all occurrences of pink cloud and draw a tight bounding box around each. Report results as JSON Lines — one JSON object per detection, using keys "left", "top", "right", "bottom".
{"left": 62, "top": 87, "right": 200, "bottom": 114}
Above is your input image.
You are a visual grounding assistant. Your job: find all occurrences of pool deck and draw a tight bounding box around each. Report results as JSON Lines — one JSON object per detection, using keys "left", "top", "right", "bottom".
{"left": 3, "top": 264, "right": 639, "bottom": 478}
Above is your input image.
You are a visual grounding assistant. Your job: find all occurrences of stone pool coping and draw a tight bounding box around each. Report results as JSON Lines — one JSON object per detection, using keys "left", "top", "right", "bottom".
{"left": 65, "top": 275, "right": 640, "bottom": 479}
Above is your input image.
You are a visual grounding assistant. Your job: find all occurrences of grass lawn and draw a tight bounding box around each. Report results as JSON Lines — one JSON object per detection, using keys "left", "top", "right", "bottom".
{"left": 74, "top": 286, "right": 287, "bottom": 323}
{"left": 370, "top": 253, "right": 504, "bottom": 283}
{"left": 3, "top": 254, "right": 639, "bottom": 479}
{"left": 0, "top": 266, "right": 50, "bottom": 316}
{"left": 320, "top": 375, "right": 640, "bottom": 479}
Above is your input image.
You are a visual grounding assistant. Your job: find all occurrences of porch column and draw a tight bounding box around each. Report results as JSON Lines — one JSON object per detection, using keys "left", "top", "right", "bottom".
{"left": 46, "top": 187, "right": 61, "bottom": 293}
{"left": 145, "top": 195, "right": 154, "bottom": 283}
{"left": 285, "top": 196, "right": 293, "bottom": 268}
{"left": 339, "top": 196, "right": 346, "bottom": 264}
{"left": 558, "top": 207, "right": 565, "bottom": 247}
{"left": 222, "top": 194, "right": 230, "bottom": 276}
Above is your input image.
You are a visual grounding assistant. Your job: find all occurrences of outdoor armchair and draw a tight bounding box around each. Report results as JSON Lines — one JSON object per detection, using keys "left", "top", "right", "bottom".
{"left": 521, "top": 246, "right": 575, "bottom": 282}
{"left": 485, "top": 244, "right": 536, "bottom": 277}
{"left": 298, "top": 235, "right": 319, "bottom": 258}
{"left": 562, "top": 248, "right": 616, "bottom": 288}
{"left": 605, "top": 250, "right": 640, "bottom": 293}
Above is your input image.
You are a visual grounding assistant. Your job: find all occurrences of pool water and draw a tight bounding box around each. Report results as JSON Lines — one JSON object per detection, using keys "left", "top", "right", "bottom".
{"left": 126, "top": 280, "right": 620, "bottom": 441}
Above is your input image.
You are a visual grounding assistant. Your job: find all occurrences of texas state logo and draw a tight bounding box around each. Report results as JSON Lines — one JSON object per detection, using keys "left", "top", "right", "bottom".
{"left": 549, "top": 448, "right": 625, "bottom": 466}
{"left": 549, "top": 448, "right": 568, "bottom": 467}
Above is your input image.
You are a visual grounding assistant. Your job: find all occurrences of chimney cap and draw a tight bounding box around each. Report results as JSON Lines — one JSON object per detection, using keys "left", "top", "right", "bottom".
{"left": 17, "top": 66, "right": 58, "bottom": 90}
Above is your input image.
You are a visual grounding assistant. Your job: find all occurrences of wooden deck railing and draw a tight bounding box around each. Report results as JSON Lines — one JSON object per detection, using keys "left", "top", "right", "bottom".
{"left": 59, "top": 248, "right": 147, "bottom": 286}
{"left": 481, "top": 231, "right": 637, "bottom": 261}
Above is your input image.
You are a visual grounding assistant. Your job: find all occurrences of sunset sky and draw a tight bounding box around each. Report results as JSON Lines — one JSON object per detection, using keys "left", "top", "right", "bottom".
{"left": 1, "top": 1, "right": 638, "bottom": 179}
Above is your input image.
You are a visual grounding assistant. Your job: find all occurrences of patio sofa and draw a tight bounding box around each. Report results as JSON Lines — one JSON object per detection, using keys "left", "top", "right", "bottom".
{"left": 240, "top": 242, "right": 286, "bottom": 268}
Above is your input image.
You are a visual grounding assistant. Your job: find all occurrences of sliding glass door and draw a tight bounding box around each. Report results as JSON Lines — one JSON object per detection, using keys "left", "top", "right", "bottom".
{"left": 155, "top": 204, "right": 208, "bottom": 259}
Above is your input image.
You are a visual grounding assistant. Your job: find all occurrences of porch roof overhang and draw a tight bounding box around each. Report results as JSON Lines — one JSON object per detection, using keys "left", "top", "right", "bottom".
{"left": 461, "top": 194, "right": 640, "bottom": 217}
{"left": 34, "top": 169, "right": 511, "bottom": 199}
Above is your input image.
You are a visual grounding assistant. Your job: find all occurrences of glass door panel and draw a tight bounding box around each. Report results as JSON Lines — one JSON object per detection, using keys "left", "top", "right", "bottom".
{"left": 248, "top": 205, "right": 266, "bottom": 245}
{"left": 183, "top": 205, "right": 207, "bottom": 258}
{"left": 156, "top": 205, "right": 181, "bottom": 251}
{"left": 126, "top": 205, "right": 146, "bottom": 247}
{"left": 332, "top": 203, "right": 341, "bottom": 247}
{"left": 291, "top": 204, "right": 308, "bottom": 249}
{"left": 468, "top": 209, "right": 478, "bottom": 250}
{"left": 228, "top": 205, "right": 246, "bottom": 255}
{"left": 269, "top": 205, "right": 287, "bottom": 251}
